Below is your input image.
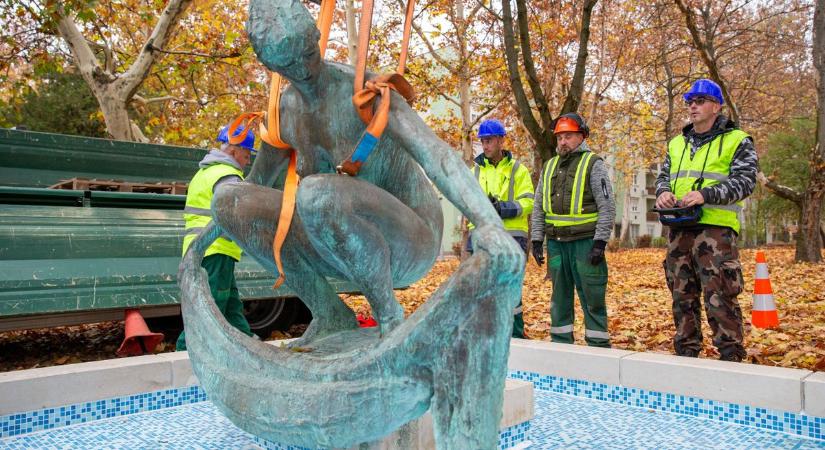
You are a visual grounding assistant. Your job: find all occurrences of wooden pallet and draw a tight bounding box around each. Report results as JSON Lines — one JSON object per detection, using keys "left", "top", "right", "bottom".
{"left": 49, "top": 177, "right": 188, "bottom": 195}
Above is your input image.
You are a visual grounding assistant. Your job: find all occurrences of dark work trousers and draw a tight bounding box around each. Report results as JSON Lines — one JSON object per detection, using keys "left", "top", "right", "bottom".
{"left": 466, "top": 234, "right": 527, "bottom": 339}
{"left": 177, "top": 254, "right": 253, "bottom": 351}
{"left": 546, "top": 237, "right": 610, "bottom": 347}
{"left": 663, "top": 226, "right": 745, "bottom": 361}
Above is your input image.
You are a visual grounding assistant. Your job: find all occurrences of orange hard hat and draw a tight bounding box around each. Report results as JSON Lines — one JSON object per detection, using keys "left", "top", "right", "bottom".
{"left": 554, "top": 116, "right": 583, "bottom": 135}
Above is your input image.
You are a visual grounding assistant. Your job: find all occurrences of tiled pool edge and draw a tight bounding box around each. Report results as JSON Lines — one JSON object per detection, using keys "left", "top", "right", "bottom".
{"left": 508, "top": 370, "right": 823, "bottom": 442}
{"left": 508, "top": 339, "right": 825, "bottom": 442}
{"left": 250, "top": 421, "right": 531, "bottom": 450}
{"left": 2, "top": 339, "right": 824, "bottom": 444}
{"left": 0, "top": 386, "right": 207, "bottom": 439}
{"left": 0, "top": 385, "right": 531, "bottom": 449}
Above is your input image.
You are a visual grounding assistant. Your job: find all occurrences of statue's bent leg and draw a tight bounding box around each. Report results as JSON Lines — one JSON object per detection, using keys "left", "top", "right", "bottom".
{"left": 405, "top": 224, "right": 524, "bottom": 449}
{"left": 212, "top": 182, "right": 358, "bottom": 341}
{"left": 296, "top": 175, "right": 438, "bottom": 335}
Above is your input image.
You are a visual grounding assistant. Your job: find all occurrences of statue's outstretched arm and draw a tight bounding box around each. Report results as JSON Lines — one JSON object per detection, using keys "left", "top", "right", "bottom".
{"left": 246, "top": 141, "right": 291, "bottom": 188}
{"left": 386, "top": 97, "right": 502, "bottom": 229}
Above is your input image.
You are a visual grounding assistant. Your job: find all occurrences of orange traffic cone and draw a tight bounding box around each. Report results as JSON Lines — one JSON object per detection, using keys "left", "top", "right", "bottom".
{"left": 751, "top": 251, "right": 779, "bottom": 329}
{"left": 116, "top": 309, "right": 164, "bottom": 356}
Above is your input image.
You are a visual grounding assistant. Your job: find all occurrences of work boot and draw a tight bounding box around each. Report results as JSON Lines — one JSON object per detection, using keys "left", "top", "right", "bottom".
{"left": 719, "top": 351, "right": 744, "bottom": 363}
{"left": 677, "top": 349, "right": 700, "bottom": 358}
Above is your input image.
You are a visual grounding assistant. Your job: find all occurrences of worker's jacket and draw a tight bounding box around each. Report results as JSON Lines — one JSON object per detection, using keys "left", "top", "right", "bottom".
{"left": 469, "top": 151, "right": 534, "bottom": 237}
{"left": 539, "top": 150, "right": 600, "bottom": 240}
{"left": 182, "top": 151, "right": 244, "bottom": 260}
{"left": 667, "top": 128, "right": 749, "bottom": 234}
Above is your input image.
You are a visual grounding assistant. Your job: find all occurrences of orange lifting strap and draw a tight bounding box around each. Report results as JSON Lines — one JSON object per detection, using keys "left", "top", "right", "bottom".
{"left": 338, "top": 0, "right": 416, "bottom": 176}
{"left": 229, "top": 0, "right": 415, "bottom": 287}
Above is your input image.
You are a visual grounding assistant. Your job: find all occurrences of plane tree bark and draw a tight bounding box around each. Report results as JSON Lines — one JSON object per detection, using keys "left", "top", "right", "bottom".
{"left": 53, "top": 0, "right": 193, "bottom": 141}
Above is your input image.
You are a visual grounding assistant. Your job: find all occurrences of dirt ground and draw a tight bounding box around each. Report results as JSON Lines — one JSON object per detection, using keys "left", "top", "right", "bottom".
{"left": 1, "top": 246, "right": 823, "bottom": 373}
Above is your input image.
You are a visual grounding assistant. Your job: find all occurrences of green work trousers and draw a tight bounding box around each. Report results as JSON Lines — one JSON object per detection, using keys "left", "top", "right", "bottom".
{"left": 176, "top": 254, "right": 253, "bottom": 351}
{"left": 546, "top": 237, "right": 610, "bottom": 347}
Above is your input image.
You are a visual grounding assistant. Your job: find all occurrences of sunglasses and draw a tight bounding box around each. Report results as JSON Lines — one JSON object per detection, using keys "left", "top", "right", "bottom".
{"left": 685, "top": 97, "right": 715, "bottom": 106}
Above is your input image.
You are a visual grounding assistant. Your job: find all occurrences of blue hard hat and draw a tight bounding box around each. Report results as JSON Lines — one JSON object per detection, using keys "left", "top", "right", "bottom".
{"left": 217, "top": 125, "right": 256, "bottom": 152}
{"left": 683, "top": 79, "right": 724, "bottom": 105}
{"left": 478, "top": 119, "right": 506, "bottom": 138}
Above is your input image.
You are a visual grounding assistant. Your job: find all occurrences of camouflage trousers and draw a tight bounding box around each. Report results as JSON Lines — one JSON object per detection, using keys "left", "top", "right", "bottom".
{"left": 663, "top": 226, "right": 746, "bottom": 361}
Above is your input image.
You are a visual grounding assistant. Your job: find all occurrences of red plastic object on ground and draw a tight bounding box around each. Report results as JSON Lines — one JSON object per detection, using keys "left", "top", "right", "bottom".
{"left": 356, "top": 314, "right": 378, "bottom": 328}
{"left": 116, "top": 309, "right": 165, "bottom": 356}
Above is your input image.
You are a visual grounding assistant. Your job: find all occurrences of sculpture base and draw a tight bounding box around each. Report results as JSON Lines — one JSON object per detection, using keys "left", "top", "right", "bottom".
{"left": 254, "top": 379, "right": 535, "bottom": 450}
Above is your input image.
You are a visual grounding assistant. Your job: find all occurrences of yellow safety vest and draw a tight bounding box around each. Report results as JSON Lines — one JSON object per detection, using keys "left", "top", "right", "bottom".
{"left": 182, "top": 163, "right": 244, "bottom": 260}
{"left": 541, "top": 151, "right": 598, "bottom": 235}
{"left": 667, "top": 129, "right": 748, "bottom": 234}
{"left": 470, "top": 153, "right": 534, "bottom": 237}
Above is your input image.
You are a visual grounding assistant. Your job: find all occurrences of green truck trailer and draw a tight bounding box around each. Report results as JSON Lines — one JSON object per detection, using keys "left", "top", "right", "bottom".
{"left": 0, "top": 129, "right": 354, "bottom": 337}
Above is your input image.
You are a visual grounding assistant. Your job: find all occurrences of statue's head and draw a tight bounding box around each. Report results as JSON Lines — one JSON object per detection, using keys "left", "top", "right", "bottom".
{"left": 248, "top": 0, "right": 322, "bottom": 84}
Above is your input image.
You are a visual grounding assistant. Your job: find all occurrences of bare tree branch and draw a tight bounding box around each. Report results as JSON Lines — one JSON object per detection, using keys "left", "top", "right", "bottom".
{"left": 673, "top": 0, "right": 741, "bottom": 123}
{"left": 121, "top": 0, "right": 193, "bottom": 100}
{"left": 515, "top": 0, "right": 552, "bottom": 131}
{"left": 560, "top": 0, "right": 598, "bottom": 115}
{"left": 146, "top": 44, "right": 244, "bottom": 59}
{"left": 757, "top": 172, "right": 802, "bottom": 204}
{"left": 501, "top": 0, "right": 549, "bottom": 158}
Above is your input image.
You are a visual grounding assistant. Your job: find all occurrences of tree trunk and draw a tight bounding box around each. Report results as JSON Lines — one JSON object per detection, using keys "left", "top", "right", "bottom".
{"left": 346, "top": 0, "right": 358, "bottom": 66}
{"left": 458, "top": 77, "right": 474, "bottom": 163}
{"left": 501, "top": 0, "right": 598, "bottom": 165}
{"left": 796, "top": 0, "right": 825, "bottom": 262}
{"left": 96, "top": 89, "right": 140, "bottom": 141}
{"left": 796, "top": 190, "right": 824, "bottom": 262}
{"left": 456, "top": 0, "right": 474, "bottom": 165}
{"left": 54, "top": 0, "right": 193, "bottom": 142}
{"left": 619, "top": 185, "right": 631, "bottom": 243}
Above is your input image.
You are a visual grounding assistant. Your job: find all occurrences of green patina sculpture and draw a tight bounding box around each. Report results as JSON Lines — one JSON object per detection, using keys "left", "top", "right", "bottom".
{"left": 177, "top": 0, "right": 525, "bottom": 448}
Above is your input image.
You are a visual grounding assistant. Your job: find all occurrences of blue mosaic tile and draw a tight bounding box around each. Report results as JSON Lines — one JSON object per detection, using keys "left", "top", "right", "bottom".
{"left": 509, "top": 370, "right": 825, "bottom": 443}
{"left": 2, "top": 399, "right": 529, "bottom": 450}
{"left": 252, "top": 419, "right": 530, "bottom": 449}
{"left": 3, "top": 371, "right": 823, "bottom": 448}
{"left": 529, "top": 389, "right": 825, "bottom": 449}
{"left": 0, "top": 385, "right": 206, "bottom": 439}
{"left": 0, "top": 401, "right": 259, "bottom": 450}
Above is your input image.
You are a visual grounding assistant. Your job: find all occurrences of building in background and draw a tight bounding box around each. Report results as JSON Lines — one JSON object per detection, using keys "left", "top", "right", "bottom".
{"left": 607, "top": 161, "right": 664, "bottom": 242}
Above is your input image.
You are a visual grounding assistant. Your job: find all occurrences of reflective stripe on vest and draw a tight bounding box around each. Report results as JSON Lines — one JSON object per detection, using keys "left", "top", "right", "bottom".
{"left": 542, "top": 152, "right": 598, "bottom": 226}
{"left": 667, "top": 129, "right": 749, "bottom": 234}
{"left": 473, "top": 161, "right": 520, "bottom": 203}
{"left": 182, "top": 163, "right": 245, "bottom": 260}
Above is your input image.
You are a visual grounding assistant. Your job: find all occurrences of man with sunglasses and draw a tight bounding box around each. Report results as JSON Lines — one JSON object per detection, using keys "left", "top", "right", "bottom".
{"left": 654, "top": 79, "right": 758, "bottom": 362}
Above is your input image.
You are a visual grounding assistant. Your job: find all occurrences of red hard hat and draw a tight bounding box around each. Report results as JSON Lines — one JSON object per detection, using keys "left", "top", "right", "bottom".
{"left": 554, "top": 117, "right": 581, "bottom": 134}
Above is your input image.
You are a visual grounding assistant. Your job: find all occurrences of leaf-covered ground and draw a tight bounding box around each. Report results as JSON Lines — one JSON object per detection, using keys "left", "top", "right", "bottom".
{"left": 342, "top": 246, "right": 825, "bottom": 371}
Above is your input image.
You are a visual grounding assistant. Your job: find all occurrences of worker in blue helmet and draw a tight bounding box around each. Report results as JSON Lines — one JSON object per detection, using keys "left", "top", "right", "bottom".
{"left": 468, "top": 118, "right": 534, "bottom": 338}
{"left": 216, "top": 125, "right": 257, "bottom": 154}
{"left": 177, "top": 124, "right": 258, "bottom": 350}
{"left": 654, "top": 78, "right": 758, "bottom": 362}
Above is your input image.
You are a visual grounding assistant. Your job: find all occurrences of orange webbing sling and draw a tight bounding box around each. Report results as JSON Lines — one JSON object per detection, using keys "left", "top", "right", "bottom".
{"left": 229, "top": 0, "right": 415, "bottom": 285}
{"left": 228, "top": 0, "right": 335, "bottom": 288}
{"left": 337, "top": 0, "right": 416, "bottom": 176}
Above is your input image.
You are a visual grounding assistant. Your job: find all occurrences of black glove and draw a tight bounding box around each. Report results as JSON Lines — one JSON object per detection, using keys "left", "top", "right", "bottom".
{"left": 588, "top": 240, "right": 607, "bottom": 266}
{"left": 488, "top": 194, "right": 502, "bottom": 215}
{"left": 532, "top": 240, "right": 545, "bottom": 266}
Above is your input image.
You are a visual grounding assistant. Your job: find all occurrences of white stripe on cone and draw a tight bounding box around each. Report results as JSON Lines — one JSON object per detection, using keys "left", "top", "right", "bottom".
{"left": 755, "top": 263, "right": 770, "bottom": 280}
{"left": 753, "top": 293, "right": 776, "bottom": 311}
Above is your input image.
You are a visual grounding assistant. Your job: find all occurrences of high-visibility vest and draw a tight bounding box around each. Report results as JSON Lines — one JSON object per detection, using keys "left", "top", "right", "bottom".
{"left": 667, "top": 129, "right": 748, "bottom": 234}
{"left": 470, "top": 154, "right": 534, "bottom": 237}
{"left": 541, "top": 151, "right": 599, "bottom": 239}
{"left": 182, "top": 163, "right": 244, "bottom": 260}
